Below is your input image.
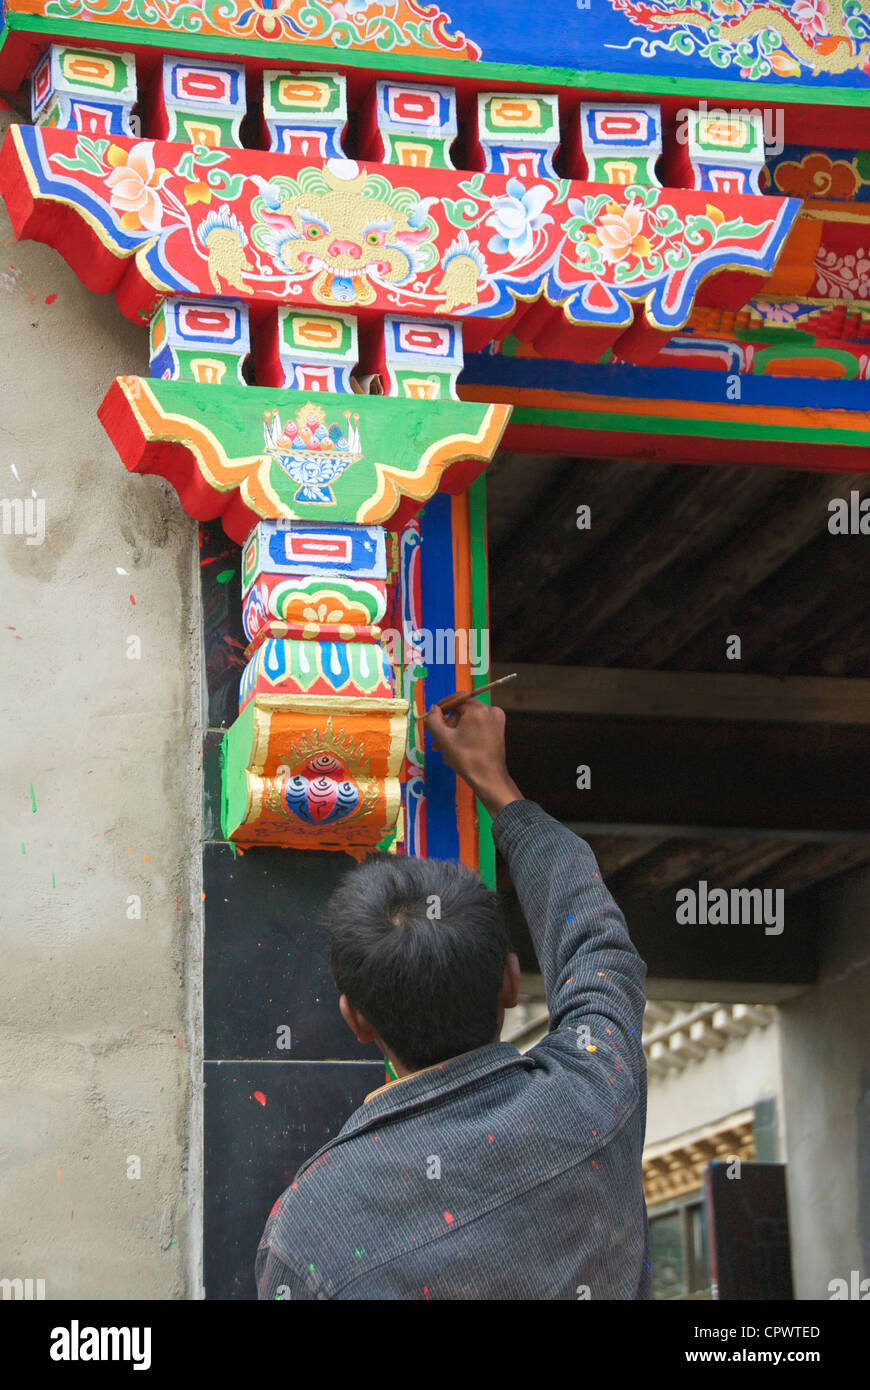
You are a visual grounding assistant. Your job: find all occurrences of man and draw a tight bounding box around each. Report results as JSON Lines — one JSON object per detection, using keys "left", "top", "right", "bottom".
{"left": 256, "top": 699, "right": 649, "bottom": 1300}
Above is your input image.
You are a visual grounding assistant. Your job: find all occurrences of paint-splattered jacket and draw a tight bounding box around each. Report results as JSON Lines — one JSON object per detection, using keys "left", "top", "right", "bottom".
{"left": 256, "top": 799, "right": 650, "bottom": 1300}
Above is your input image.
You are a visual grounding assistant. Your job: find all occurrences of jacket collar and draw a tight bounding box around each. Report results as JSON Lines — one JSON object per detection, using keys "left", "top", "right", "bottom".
{"left": 363, "top": 1057, "right": 446, "bottom": 1105}
{"left": 356, "top": 1042, "right": 531, "bottom": 1122}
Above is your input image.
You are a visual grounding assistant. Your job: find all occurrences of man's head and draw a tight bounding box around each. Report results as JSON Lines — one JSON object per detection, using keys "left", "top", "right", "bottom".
{"left": 327, "top": 853, "right": 520, "bottom": 1074}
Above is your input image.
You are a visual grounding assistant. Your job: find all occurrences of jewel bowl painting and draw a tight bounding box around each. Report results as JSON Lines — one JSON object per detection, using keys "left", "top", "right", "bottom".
{"left": 263, "top": 400, "right": 362, "bottom": 504}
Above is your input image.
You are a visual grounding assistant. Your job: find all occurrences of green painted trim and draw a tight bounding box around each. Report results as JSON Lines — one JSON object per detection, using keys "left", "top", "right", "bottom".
{"left": 375, "top": 821, "right": 400, "bottom": 851}
{"left": 3, "top": 15, "right": 868, "bottom": 108}
{"left": 220, "top": 698, "right": 255, "bottom": 841}
{"left": 734, "top": 326, "right": 815, "bottom": 345}
{"left": 468, "top": 472, "right": 496, "bottom": 891}
{"left": 476, "top": 799, "right": 496, "bottom": 892}
{"left": 510, "top": 405, "right": 870, "bottom": 449}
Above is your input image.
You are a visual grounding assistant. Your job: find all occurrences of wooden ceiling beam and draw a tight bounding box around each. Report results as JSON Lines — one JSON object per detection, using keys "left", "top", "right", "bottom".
{"left": 624, "top": 473, "right": 870, "bottom": 669}
{"left": 490, "top": 457, "right": 668, "bottom": 653}
{"left": 608, "top": 838, "right": 746, "bottom": 895}
{"left": 490, "top": 662, "right": 870, "bottom": 726}
{"left": 502, "top": 714, "right": 868, "bottom": 832}
{"left": 521, "top": 464, "right": 778, "bottom": 666}
{"left": 581, "top": 834, "right": 667, "bottom": 877}
{"left": 603, "top": 837, "right": 868, "bottom": 898}
{"left": 665, "top": 530, "right": 870, "bottom": 676}
{"left": 753, "top": 841, "right": 870, "bottom": 896}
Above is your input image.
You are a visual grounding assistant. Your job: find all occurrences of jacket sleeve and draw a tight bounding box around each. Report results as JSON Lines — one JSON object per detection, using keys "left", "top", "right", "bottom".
{"left": 255, "top": 1197, "right": 318, "bottom": 1301}
{"left": 492, "top": 798, "right": 646, "bottom": 1080}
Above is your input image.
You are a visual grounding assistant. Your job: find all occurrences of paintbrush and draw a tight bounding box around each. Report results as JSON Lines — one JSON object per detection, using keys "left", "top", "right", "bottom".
{"left": 424, "top": 672, "right": 517, "bottom": 719}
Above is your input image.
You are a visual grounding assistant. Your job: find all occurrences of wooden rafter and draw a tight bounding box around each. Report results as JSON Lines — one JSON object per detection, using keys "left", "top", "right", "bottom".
{"left": 490, "top": 662, "right": 870, "bottom": 726}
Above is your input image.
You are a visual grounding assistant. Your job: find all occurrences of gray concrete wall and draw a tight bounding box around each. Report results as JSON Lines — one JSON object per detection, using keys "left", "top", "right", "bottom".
{"left": 0, "top": 106, "right": 201, "bottom": 1299}
{"left": 778, "top": 867, "right": 870, "bottom": 1300}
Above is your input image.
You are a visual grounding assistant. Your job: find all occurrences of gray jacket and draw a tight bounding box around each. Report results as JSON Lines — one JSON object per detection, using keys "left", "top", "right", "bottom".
{"left": 256, "top": 799, "right": 650, "bottom": 1300}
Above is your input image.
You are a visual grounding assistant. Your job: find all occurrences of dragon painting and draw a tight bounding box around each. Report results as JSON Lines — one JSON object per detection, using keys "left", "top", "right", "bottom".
{"left": 609, "top": 0, "right": 870, "bottom": 77}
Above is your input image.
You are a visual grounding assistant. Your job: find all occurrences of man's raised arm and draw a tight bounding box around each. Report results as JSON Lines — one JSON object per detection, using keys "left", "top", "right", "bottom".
{"left": 426, "top": 701, "right": 646, "bottom": 1079}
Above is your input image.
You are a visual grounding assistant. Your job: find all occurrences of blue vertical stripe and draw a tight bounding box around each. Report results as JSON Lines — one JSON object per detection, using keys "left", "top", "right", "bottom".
{"left": 419, "top": 494, "right": 460, "bottom": 861}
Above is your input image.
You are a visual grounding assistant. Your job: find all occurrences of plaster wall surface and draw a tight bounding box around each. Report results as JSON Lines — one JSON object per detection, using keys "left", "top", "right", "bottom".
{"left": 778, "top": 868, "right": 870, "bottom": 1301}
{"left": 0, "top": 108, "right": 201, "bottom": 1300}
{"left": 644, "top": 1022, "right": 783, "bottom": 1154}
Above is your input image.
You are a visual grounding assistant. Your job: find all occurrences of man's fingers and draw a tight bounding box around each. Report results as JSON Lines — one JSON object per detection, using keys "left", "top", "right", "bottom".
{"left": 451, "top": 698, "right": 500, "bottom": 727}
{"left": 449, "top": 697, "right": 485, "bottom": 719}
{"left": 426, "top": 697, "right": 506, "bottom": 747}
{"left": 428, "top": 697, "right": 499, "bottom": 724}
{"left": 425, "top": 704, "right": 454, "bottom": 742}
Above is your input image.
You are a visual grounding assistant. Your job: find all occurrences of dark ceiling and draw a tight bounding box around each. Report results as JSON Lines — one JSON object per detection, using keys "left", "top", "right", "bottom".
{"left": 488, "top": 455, "right": 870, "bottom": 677}
{"left": 485, "top": 453, "right": 870, "bottom": 973}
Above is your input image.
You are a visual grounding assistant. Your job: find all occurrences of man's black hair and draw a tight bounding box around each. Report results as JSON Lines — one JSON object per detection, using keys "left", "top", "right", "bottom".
{"left": 327, "top": 852, "right": 511, "bottom": 1072}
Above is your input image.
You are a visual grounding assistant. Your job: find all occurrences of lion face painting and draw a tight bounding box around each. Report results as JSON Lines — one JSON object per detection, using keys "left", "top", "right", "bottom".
{"left": 250, "top": 159, "right": 440, "bottom": 308}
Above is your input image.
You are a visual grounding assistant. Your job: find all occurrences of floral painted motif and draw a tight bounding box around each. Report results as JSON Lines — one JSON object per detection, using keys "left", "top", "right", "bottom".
{"left": 792, "top": 0, "right": 829, "bottom": 43}
{"left": 815, "top": 245, "right": 870, "bottom": 299}
{"left": 104, "top": 143, "right": 169, "bottom": 233}
{"left": 754, "top": 300, "right": 803, "bottom": 324}
{"left": 592, "top": 202, "right": 651, "bottom": 266}
{"left": 51, "top": 137, "right": 171, "bottom": 232}
{"left": 557, "top": 185, "right": 786, "bottom": 325}
{"left": 485, "top": 179, "right": 554, "bottom": 258}
{"left": 20, "top": 128, "right": 798, "bottom": 332}
{"left": 41, "top": 0, "right": 481, "bottom": 56}
{"left": 607, "top": 0, "right": 870, "bottom": 79}
{"left": 234, "top": 0, "right": 304, "bottom": 39}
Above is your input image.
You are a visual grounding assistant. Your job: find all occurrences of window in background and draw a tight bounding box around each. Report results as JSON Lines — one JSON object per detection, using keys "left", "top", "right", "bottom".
{"left": 649, "top": 1192, "right": 711, "bottom": 1300}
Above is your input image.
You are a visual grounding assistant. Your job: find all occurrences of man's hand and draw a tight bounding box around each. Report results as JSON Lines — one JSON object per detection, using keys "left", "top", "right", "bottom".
{"left": 425, "top": 700, "right": 524, "bottom": 820}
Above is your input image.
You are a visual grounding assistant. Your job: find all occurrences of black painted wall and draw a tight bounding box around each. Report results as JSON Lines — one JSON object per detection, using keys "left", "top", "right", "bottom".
{"left": 199, "top": 520, "right": 384, "bottom": 1300}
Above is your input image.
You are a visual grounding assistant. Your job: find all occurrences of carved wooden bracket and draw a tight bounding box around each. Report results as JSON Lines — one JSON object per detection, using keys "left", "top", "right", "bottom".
{"left": 98, "top": 376, "right": 510, "bottom": 541}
